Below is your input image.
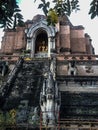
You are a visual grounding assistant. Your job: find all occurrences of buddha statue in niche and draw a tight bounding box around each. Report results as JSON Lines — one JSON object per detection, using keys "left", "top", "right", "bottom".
{"left": 38, "top": 41, "right": 48, "bottom": 52}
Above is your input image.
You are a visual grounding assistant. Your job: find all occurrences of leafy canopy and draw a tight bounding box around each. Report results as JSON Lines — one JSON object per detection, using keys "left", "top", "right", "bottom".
{"left": 0, "top": 0, "right": 98, "bottom": 29}
{"left": 0, "top": 0, "right": 24, "bottom": 29}
{"left": 35, "top": 0, "right": 98, "bottom": 25}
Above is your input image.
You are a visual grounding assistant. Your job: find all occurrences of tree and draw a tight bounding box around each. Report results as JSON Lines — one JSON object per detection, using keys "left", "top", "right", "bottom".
{"left": 89, "top": 0, "right": 98, "bottom": 19}
{"left": 37, "top": 0, "right": 80, "bottom": 25}
{"left": 0, "top": 0, "right": 24, "bottom": 29}
{"left": 0, "top": 0, "right": 98, "bottom": 29}
{"left": 34, "top": 0, "right": 98, "bottom": 25}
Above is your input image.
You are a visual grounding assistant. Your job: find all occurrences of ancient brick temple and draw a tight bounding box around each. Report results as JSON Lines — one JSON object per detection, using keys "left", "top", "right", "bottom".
{"left": 0, "top": 15, "right": 98, "bottom": 130}
{"left": 1, "top": 14, "right": 94, "bottom": 56}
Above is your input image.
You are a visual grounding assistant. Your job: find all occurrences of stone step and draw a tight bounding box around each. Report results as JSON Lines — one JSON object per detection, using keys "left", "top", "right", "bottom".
{"left": 3, "top": 59, "right": 48, "bottom": 110}
{"left": 60, "top": 92, "right": 98, "bottom": 119}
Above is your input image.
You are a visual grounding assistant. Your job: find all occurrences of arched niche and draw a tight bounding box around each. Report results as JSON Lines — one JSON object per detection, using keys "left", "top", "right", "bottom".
{"left": 26, "top": 20, "right": 57, "bottom": 58}
{"left": 35, "top": 30, "right": 48, "bottom": 53}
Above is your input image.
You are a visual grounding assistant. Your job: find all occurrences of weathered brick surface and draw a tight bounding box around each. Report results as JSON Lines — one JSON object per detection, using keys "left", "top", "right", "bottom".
{"left": 14, "top": 27, "right": 26, "bottom": 50}
{"left": 1, "top": 31, "right": 15, "bottom": 54}
{"left": 0, "top": 15, "right": 94, "bottom": 55}
{"left": 60, "top": 34, "right": 70, "bottom": 49}
{"left": 57, "top": 65, "right": 68, "bottom": 75}
{"left": 71, "top": 38, "right": 86, "bottom": 53}
{"left": 70, "top": 29, "right": 84, "bottom": 38}
{"left": 1, "top": 27, "right": 26, "bottom": 54}
{"left": 60, "top": 25, "right": 70, "bottom": 34}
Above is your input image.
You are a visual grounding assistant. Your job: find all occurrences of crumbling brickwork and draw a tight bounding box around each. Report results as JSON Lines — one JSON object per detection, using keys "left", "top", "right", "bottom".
{"left": 0, "top": 15, "right": 94, "bottom": 55}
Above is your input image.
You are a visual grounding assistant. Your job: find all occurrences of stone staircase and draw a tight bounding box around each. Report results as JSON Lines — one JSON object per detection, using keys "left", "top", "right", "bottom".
{"left": 1, "top": 58, "right": 98, "bottom": 129}
{"left": 60, "top": 91, "right": 98, "bottom": 120}
{"left": 1, "top": 58, "right": 49, "bottom": 111}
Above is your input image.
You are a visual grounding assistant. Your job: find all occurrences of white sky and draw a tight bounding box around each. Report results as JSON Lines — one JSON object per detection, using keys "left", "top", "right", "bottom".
{"left": 0, "top": 0, "right": 98, "bottom": 54}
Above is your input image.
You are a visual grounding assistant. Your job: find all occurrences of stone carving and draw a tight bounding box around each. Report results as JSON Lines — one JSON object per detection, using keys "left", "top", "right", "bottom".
{"left": 67, "top": 61, "right": 77, "bottom": 75}
{"left": 40, "top": 71, "right": 60, "bottom": 126}
{"left": 50, "top": 57, "right": 56, "bottom": 80}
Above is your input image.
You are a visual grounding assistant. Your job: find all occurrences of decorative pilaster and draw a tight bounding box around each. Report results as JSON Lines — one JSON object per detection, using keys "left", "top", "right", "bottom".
{"left": 48, "top": 37, "right": 51, "bottom": 57}
{"left": 31, "top": 38, "right": 35, "bottom": 58}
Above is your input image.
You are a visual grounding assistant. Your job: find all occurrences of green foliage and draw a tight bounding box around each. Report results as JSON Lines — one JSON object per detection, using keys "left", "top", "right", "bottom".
{"left": 89, "top": 0, "right": 98, "bottom": 19}
{"left": 0, "top": 0, "right": 24, "bottom": 29}
{"left": 0, "top": 111, "right": 4, "bottom": 125}
{"left": 53, "top": 0, "right": 80, "bottom": 16}
{"left": 23, "top": 49, "right": 31, "bottom": 54}
{"left": 0, "top": 110, "right": 6, "bottom": 130}
{"left": 28, "top": 112, "right": 40, "bottom": 126}
{"left": 38, "top": 0, "right": 80, "bottom": 17}
{"left": 0, "top": 0, "right": 97, "bottom": 29}
{"left": 28, "top": 107, "right": 40, "bottom": 126}
{"left": 5, "top": 109, "right": 16, "bottom": 125}
{"left": 12, "top": 6, "right": 24, "bottom": 29}
{"left": 38, "top": 0, "right": 50, "bottom": 16}
{"left": 36, "top": 0, "right": 98, "bottom": 24}
{"left": 37, "top": 0, "right": 80, "bottom": 25}
{"left": 47, "top": 9, "right": 58, "bottom": 26}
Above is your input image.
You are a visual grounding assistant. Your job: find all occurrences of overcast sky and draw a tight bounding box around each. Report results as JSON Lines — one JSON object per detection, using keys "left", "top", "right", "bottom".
{"left": 0, "top": 0, "right": 98, "bottom": 54}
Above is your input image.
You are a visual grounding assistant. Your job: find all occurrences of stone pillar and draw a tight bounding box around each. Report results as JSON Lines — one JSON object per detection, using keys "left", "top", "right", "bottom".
{"left": 60, "top": 25, "right": 70, "bottom": 54}
{"left": 26, "top": 39, "right": 32, "bottom": 50}
{"left": 48, "top": 37, "right": 51, "bottom": 57}
{"left": 48, "top": 36, "right": 56, "bottom": 57}
{"left": 31, "top": 37, "right": 35, "bottom": 58}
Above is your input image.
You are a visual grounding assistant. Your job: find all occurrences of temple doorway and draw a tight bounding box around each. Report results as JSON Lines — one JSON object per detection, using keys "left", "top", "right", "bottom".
{"left": 35, "top": 30, "right": 48, "bottom": 54}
